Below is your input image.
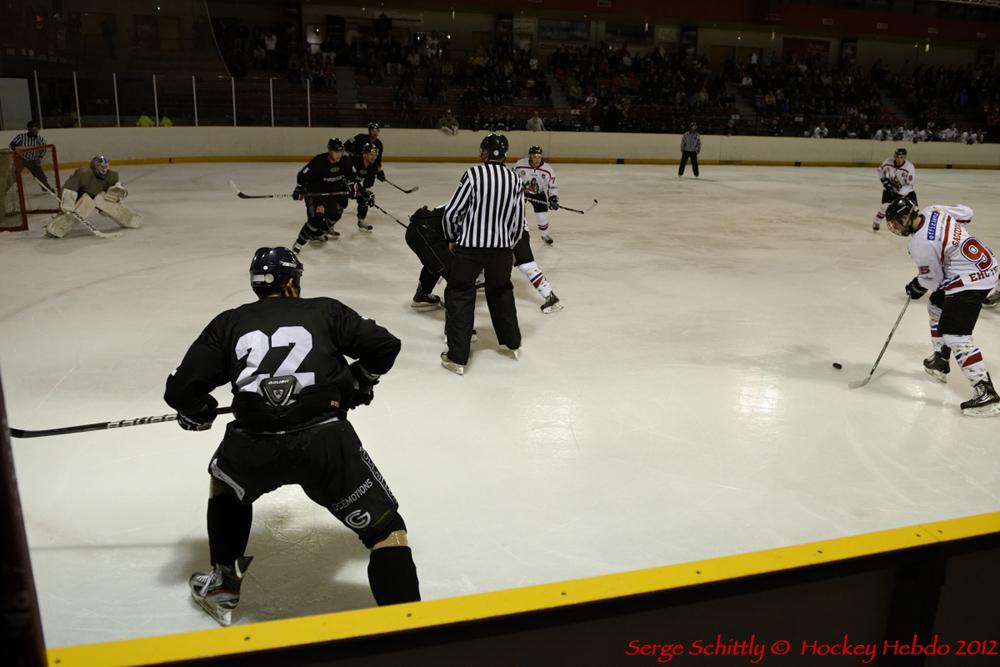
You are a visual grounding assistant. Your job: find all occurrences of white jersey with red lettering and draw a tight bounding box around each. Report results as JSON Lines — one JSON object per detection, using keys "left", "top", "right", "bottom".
{"left": 513, "top": 158, "right": 558, "bottom": 199}
{"left": 909, "top": 205, "right": 998, "bottom": 295}
{"left": 878, "top": 158, "right": 916, "bottom": 195}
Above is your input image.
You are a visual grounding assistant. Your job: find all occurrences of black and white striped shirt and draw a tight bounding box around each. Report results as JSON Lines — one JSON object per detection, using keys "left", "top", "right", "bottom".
{"left": 9, "top": 132, "right": 47, "bottom": 162}
{"left": 443, "top": 163, "right": 525, "bottom": 249}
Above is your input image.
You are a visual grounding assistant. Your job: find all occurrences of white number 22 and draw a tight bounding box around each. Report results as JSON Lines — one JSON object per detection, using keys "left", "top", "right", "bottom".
{"left": 235, "top": 326, "right": 316, "bottom": 393}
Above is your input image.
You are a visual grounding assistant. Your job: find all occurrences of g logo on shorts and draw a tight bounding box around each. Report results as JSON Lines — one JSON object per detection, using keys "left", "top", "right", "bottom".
{"left": 346, "top": 509, "right": 371, "bottom": 529}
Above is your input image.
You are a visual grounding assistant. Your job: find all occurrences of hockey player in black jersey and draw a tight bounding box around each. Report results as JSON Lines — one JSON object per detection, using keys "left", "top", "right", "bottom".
{"left": 345, "top": 122, "right": 386, "bottom": 183}
{"left": 404, "top": 205, "right": 453, "bottom": 307}
{"left": 164, "top": 247, "right": 420, "bottom": 626}
{"left": 350, "top": 142, "right": 380, "bottom": 232}
{"left": 291, "top": 138, "right": 356, "bottom": 252}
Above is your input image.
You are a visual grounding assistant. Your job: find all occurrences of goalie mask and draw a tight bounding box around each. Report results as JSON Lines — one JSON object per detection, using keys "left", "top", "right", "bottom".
{"left": 91, "top": 155, "right": 110, "bottom": 178}
{"left": 250, "top": 246, "right": 303, "bottom": 296}
{"left": 885, "top": 196, "right": 918, "bottom": 236}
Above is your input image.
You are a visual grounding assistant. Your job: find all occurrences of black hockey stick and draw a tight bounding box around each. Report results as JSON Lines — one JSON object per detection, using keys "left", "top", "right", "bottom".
{"left": 370, "top": 202, "right": 409, "bottom": 229}
{"left": 9, "top": 407, "right": 235, "bottom": 439}
{"left": 385, "top": 179, "right": 419, "bottom": 194}
{"left": 559, "top": 199, "right": 599, "bottom": 215}
{"left": 229, "top": 181, "right": 348, "bottom": 200}
{"left": 849, "top": 297, "right": 912, "bottom": 389}
{"left": 31, "top": 176, "right": 123, "bottom": 239}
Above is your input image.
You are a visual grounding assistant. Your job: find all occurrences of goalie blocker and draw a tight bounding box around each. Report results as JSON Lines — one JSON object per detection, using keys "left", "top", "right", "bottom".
{"left": 45, "top": 155, "right": 141, "bottom": 238}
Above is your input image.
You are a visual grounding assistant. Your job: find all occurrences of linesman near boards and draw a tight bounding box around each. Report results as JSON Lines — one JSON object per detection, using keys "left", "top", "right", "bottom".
{"left": 164, "top": 247, "right": 420, "bottom": 625}
{"left": 440, "top": 134, "right": 525, "bottom": 375}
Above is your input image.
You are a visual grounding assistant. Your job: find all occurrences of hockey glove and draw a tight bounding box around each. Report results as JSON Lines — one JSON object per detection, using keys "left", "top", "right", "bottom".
{"left": 880, "top": 177, "right": 894, "bottom": 192}
{"left": 548, "top": 195, "right": 559, "bottom": 210}
{"left": 292, "top": 185, "right": 305, "bottom": 201}
{"left": 347, "top": 361, "right": 380, "bottom": 409}
{"left": 177, "top": 395, "right": 219, "bottom": 431}
{"left": 363, "top": 190, "right": 375, "bottom": 207}
{"left": 376, "top": 170, "right": 386, "bottom": 182}
{"left": 905, "top": 277, "right": 928, "bottom": 300}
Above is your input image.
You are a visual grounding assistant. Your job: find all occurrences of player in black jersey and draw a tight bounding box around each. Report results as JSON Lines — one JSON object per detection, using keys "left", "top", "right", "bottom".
{"left": 404, "top": 205, "right": 453, "bottom": 307}
{"left": 346, "top": 122, "right": 386, "bottom": 183}
{"left": 164, "top": 247, "right": 419, "bottom": 626}
{"left": 350, "top": 142, "right": 380, "bottom": 232}
{"left": 291, "top": 138, "right": 356, "bottom": 253}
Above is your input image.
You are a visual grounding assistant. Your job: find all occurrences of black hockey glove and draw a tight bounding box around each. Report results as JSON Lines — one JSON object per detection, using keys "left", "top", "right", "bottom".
{"left": 880, "top": 177, "right": 894, "bottom": 192}
{"left": 548, "top": 195, "right": 559, "bottom": 210}
{"left": 292, "top": 185, "right": 305, "bottom": 201}
{"left": 363, "top": 190, "right": 375, "bottom": 207}
{"left": 347, "top": 361, "right": 380, "bottom": 409}
{"left": 177, "top": 395, "right": 219, "bottom": 431}
{"left": 905, "top": 277, "right": 928, "bottom": 300}
{"left": 376, "top": 169, "right": 386, "bottom": 182}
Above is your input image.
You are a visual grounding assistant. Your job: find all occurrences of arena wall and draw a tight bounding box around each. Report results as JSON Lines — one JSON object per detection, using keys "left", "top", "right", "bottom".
{"left": 11, "top": 127, "right": 1000, "bottom": 170}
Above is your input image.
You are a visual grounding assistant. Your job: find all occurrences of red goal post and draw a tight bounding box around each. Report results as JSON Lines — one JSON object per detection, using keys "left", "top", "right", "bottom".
{"left": 1, "top": 144, "right": 62, "bottom": 232}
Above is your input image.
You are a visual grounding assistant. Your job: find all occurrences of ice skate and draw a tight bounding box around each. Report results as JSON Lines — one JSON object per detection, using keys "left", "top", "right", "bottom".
{"left": 357, "top": 219, "right": 373, "bottom": 233}
{"left": 540, "top": 293, "right": 563, "bottom": 314}
{"left": 961, "top": 374, "right": 1000, "bottom": 416}
{"left": 984, "top": 291, "right": 1000, "bottom": 309}
{"left": 189, "top": 556, "right": 253, "bottom": 627}
{"left": 542, "top": 235, "right": 554, "bottom": 246}
{"left": 923, "top": 350, "right": 950, "bottom": 383}
{"left": 872, "top": 220, "right": 880, "bottom": 231}
{"left": 411, "top": 289, "right": 442, "bottom": 309}
{"left": 309, "top": 235, "right": 328, "bottom": 248}
{"left": 499, "top": 345, "right": 520, "bottom": 360}
{"left": 440, "top": 352, "right": 465, "bottom": 375}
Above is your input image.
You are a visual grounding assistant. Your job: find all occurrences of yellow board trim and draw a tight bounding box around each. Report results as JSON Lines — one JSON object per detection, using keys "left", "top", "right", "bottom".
{"left": 47, "top": 511, "right": 1000, "bottom": 667}
{"left": 57, "top": 156, "right": 1000, "bottom": 170}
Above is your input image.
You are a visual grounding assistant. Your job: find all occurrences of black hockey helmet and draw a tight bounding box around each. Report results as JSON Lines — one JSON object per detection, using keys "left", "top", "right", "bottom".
{"left": 362, "top": 141, "right": 379, "bottom": 155}
{"left": 250, "top": 247, "right": 303, "bottom": 296}
{"left": 480, "top": 133, "right": 508, "bottom": 161}
{"left": 368, "top": 122, "right": 380, "bottom": 131}
{"left": 528, "top": 145, "right": 543, "bottom": 156}
{"left": 885, "top": 196, "right": 918, "bottom": 236}
{"left": 328, "top": 138, "right": 344, "bottom": 151}
{"left": 894, "top": 147, "right": 907, "bottom": 157}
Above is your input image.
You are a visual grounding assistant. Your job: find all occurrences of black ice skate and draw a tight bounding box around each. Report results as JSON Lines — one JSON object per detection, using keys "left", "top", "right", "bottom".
{"left": 542, "top": 235, "right": 554, "bottom": 245}
{"left": 540, "top": 292, "right": 563, "bottom": 314}
{"left": 357, "top": 219, "right": 373, "bottom": 233}
{"left": 961, "top": 374, "right": 1000, "bottom": 417}
{"left": 872, "top": 220, "right": 880, "bottom": 231}
{"left": 923, "top": 349, "right": 950, "bottom": 383}
{"left": 411, "top": 289, "right": 442, "bottom": 309}
{"left": 189, "top": 556, "right": 253, "bottom": 627}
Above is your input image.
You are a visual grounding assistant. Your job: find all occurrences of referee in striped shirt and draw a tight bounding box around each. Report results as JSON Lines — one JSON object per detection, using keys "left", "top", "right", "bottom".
{"left": 8, "top": 120, "right": 50, "bottom": 189}
{"left": 440, "top": 133, "right": 525, "bottom": 374}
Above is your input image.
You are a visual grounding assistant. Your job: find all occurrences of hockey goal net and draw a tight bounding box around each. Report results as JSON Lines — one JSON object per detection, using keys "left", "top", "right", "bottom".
{"left": 1, "top": 144, "right": 61, "bottom": 232}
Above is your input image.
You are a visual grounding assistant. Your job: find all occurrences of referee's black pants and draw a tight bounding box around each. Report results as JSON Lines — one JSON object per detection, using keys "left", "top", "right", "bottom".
{"left": 445, "top": 246, "right": 521, "bottom": 365}
{"left": 678, "top": 151, "right": 699, "bottom": 177}
{"left": 21, "top": 159, "right": 50, "bottom": 189}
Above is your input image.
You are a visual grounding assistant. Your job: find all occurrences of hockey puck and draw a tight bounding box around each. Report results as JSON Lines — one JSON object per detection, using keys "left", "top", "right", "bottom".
{"left": 832, "top": 362, "right": 843, "bottom": 370}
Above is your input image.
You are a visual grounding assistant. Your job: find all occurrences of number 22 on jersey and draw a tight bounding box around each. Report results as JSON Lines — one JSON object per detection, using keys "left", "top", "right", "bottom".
{"left": 235, "top": 326, "right": 316, "bottom": 393}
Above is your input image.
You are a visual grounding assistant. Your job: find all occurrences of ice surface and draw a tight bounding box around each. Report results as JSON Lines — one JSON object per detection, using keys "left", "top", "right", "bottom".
{"left": 1, "top": 161, "right": 998, "bottom": 646}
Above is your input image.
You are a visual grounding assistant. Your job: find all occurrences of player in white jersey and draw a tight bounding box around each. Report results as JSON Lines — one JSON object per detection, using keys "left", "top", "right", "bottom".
{"left": 513, "top": 146, "right": 558, "bottom": 245}
{"left": 885, "top": 197, "right": 999, "bottom": 415}
{"left": 872, "top": 147, "right": 917, "bottom": 232}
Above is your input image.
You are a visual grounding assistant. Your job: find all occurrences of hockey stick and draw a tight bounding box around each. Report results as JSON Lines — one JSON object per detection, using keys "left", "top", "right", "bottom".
{"left": 228, "top": 181, "right": 348, "bottom": 200}
{"left": 559, "top": 199, "right": 599, "bottom": 215}
{"left": 384, "top": 179, "right": 419, "bottom": 194}
{"left": 849, "top": 298, "right": 912, "bottom": 389}
{"left": 9, "top": 407, "right": 235, "bottom": 439}
{"left": 31, "top": 176, "right": 123, "bottom": 239}
{"left": 370, "top": 201, "right": 409, "bottom": 229}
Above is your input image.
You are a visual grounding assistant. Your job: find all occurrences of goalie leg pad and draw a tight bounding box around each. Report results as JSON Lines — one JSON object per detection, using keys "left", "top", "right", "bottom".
{"left": 44, "top": 213, "right": 76, "bottom": 238}
{"left": 95, "top": 192, "right": 143, "bottom": 228}
{"left": 45, "top": 194, "right": 96, "bottom": 238}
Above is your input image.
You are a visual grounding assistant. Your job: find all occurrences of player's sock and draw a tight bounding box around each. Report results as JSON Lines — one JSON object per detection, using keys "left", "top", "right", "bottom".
{"left": 368, "top": 546, "right": 420, "bottom": 605}
{"left": 207, "top": 492, "right": 252, "bottom": 566}
{"left": 517, "top": 262, "right": 552, "bottom": 299}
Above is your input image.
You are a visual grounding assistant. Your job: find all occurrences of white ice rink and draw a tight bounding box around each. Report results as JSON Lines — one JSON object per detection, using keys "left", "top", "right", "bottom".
{"left": 2, "top": 161, "right": 999, "bottom": 647}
